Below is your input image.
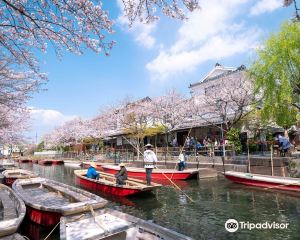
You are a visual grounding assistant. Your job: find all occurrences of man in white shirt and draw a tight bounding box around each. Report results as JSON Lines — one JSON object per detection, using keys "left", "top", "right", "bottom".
{"left": 178, "top": 150, "right": 186, "bottom": 171}
{"left": 144, "top": 143, "right": 157, "bottom": 185}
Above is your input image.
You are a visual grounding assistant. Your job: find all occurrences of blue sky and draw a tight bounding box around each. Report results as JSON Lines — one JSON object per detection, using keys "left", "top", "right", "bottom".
{"left": 28, "top": 0, "right": 295, "bottom": 142}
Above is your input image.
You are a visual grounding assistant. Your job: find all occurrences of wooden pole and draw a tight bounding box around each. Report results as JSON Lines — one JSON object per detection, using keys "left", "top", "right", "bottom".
{"left": 247, "top": 139, "right": 251, "bottom": 173}
{"left": 271, "top": 144, "right": 274, "bottom": 176}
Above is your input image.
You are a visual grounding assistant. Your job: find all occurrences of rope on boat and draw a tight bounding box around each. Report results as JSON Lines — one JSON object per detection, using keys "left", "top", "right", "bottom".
{"left": 89, "top": 205, "right": 109, "bottom": 234}
{"left": 22, "top": 236, "right": 30, "bottom": 240}
{"left": 43, "top": 220, "right": 61, "bottom": 240}
{"left": 43, "top": 213, "right": 85, "bottom": 240}
{"left": 122, "top": 136, "right": 195, "bottom": 203}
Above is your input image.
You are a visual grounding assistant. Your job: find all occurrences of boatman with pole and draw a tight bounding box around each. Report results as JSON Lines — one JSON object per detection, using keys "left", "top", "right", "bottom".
{"left": 144, "top": 143, "right": 157, "bottom": 185}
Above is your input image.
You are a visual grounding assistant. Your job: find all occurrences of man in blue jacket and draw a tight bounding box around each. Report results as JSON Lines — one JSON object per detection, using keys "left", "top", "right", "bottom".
{"left": 86, "top": 163, "right": 100, "bottom": 180}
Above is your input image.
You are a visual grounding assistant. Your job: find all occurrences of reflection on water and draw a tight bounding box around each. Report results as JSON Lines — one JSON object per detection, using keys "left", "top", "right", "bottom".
{"left": 18, "top": 163, "right": 300, "bottom": 240}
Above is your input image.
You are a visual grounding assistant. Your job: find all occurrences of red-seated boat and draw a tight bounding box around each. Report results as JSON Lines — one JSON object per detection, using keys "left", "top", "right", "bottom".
{"left": 74, "top": 170, "right": 161, "bottom": 197}
{"left": 12, "top": 178, "right": 107, "bottom": 226}
{"left": 101, "top": 165, "right": 199, "bottom": 181}
{"left": 2, "top": 169, "right": 38, "bottom": 186}
{"left": 38, "top": 159, "right": 64, "bottom": 165}
{"left": 225, "top": 171, "right": 300, "bottom": 192}
{"left": 18, "top": 158, "right": 31, "bottom": 163}
{"left": 50, "top": 159, "right": 64, "bottom": 165}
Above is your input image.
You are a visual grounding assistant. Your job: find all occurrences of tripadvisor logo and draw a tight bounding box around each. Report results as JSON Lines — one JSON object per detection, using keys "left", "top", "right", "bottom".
{"left": 225, "top": 219, "right": 239, "bottom": 232}
{"left": 225, "top": 219, "right": 289, "bottom": 232}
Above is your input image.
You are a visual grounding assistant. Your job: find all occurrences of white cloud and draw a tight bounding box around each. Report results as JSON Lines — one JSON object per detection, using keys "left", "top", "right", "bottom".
{"left": 117, "top": 0, "right": 157, "bottom": 49}
{"left": 146, "top": 0, "right": 261, "bottom": 81}
{"left": 27, "top": 107, "right": 77, "bottom": 141}
{"left": 250, "top": 0, "right": 282, "bottom": 16}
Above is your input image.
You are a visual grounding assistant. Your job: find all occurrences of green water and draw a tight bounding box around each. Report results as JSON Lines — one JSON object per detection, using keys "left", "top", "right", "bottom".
{"left": 18, "top": 163, "right": 300, "bottom": 240}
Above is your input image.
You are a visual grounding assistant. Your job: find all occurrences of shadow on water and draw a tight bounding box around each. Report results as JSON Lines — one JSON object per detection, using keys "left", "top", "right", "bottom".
{"left": 17, "top": 163, "right": 300, "bottom": 240}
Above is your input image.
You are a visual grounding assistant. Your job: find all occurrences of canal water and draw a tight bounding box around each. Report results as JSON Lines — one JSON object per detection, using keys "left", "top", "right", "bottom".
{"left": 17, "top": 163, "right": 300, "bottom": 240}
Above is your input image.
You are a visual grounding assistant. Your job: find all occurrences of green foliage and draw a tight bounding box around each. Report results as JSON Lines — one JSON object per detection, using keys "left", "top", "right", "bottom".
{"left": 250, "top": 21, "right": 300, "bottom": 127}
{"left": 226, "top": 128, "right": 242, "bottom": 154}
{"left": 36, "top": 141, "right": 45, "bottom": 152}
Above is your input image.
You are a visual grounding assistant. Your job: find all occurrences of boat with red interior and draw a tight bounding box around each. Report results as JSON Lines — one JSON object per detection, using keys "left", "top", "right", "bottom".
{"left": 2, "top": 169, "right": 38, "bottom": 186}
{"left": 12, "top": 177, "right": 107, "bottom": 226}
{"left": 101, "top": 165, "right": 199, "bottom": 181}
{"left": 225, "top": 171, "right": 300, "bottom": 192}
{"left": 75, "top": 169, "right": 161, "bottom": 197}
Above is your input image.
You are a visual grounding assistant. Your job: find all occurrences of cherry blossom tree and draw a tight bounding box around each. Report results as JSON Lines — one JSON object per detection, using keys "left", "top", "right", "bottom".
{"left": 152, "top": 89, "right": 189, "bottom": 147}
{"left": 0, "top": 57, "right": 43, "bottom": 145}
{"left": 190, "top": 67, "right": 255, "bottom": 132}
{"left": 1, "top": 0, "right": 199, "bottom": 70}
{"left": 0, "top": 106, "right": 30, "bottom": 145}
{"left": 109, "top": 97, "right": 154, "bottom": 160}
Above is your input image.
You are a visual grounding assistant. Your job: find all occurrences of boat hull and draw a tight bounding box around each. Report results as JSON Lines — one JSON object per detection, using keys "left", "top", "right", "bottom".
{"left": 26, "top": 205, "right": 61, "bottom": 227}
{"left": 225, "top": 172, "right": 300, "bottom": 192}
{"left": 76, "top": 175, "right": 142, "bottom": 197}
{"left": 102, "top": 166, "right": 197, "bottom": 180}
{"left": 12, "top": 178, "right": 108, "bottom": 227}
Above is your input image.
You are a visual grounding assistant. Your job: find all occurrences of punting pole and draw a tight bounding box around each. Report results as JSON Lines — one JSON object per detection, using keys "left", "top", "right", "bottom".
{"left": 122, "top": 136, "right": 195, "bottom": 203}
{"left": 271, "top": 144, "right": 274, "bottom": 176}
{"left": 247, "top": 139, "right": 251, "bottom": 173}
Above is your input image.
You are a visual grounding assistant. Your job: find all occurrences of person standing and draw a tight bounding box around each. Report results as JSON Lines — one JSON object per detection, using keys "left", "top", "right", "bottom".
{"left": 144, "top": 144, "right": 157, "bottom": 185}
{"left": 115, "top": 163, "right": 127, "bottom": 185}
{"left": 178, "top": 150, "right": 186, "bottom": 171}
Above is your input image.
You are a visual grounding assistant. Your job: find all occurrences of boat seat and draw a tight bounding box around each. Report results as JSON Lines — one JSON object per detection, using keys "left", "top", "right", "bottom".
{"left": 0, "top": 190, "right": 17, "bottom": 219}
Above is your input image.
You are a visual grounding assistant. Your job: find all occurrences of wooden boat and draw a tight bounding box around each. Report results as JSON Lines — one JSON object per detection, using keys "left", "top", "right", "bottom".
{"left": 60, "top": 208, "right": 193, "bottom": 240}
{"left": 75, "top": 170, "right": 161, "bottom": 197}
{"left": 38, "top": 159, "right": 52, "bottom": 165}
{"left": 18, "top": 158, "right": 31, "bottom": 163}
{"left": 0, "top": 233, "right": 27, "bottom": 240}
{"left": 0, "top": 162, "right": 17, "bottom": 172}
{"left": 38, "top": 159, "right": 64, "bottom": 165}
{"left": 102, "top": 165, "right": 199, "bottom": 181}
{"left": 0, "top": 184, "right": 26, "bottom": 237}
{"left": 2, "top": 169, "right": 38, "bottom": 186}
{"left": 64, "top": 160, "right": 82, "bottom": 167}
{"left": 225, "top": 171, "right": 300, "bottom": 192}
{"left": 12, "top": 177, "right": 108, "bottom": 226}
{"left": 50, "top": 159, "right": 64, "bottom": 165}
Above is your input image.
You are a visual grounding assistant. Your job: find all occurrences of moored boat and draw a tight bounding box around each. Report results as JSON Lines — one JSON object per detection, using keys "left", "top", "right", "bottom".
{"left": 0, "top": 233, "right": 27, "bottom": 240}
{"left": 64, "top": 160, "right": 82, "bottom": 167}
{"left": 12, "top": 177, "right": 108, "bottom": 226}
{"left": 102, "top": 165, "right": 199, "bottom": 181}
{"left": 75, "top": 170, "right": 161, "bottom": 197}
{"left": 2, "top": 169, "right": 38, "bottom": 186}
{"left": 50, "top": 159, "right": 64, "bottom": 165}
{"left": 0, "top": 184, "right": 26, "bottom": 237}
{"left": 225, "top": 171, "right": 300, "bottom": 192}
{"left": 0, "top": 161, "right": 17, "bottom": 172}
{"left": 60, "top": 208, "right": 193, "bottom": 240}
{"left": 18, "top": 158, "right": 31, "bottom": 163}
{"left": 38, "top": 159, "right": 64, "bottom": 165}
{"left": 38, "top": 159, "right": 52, "bottom": 165}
